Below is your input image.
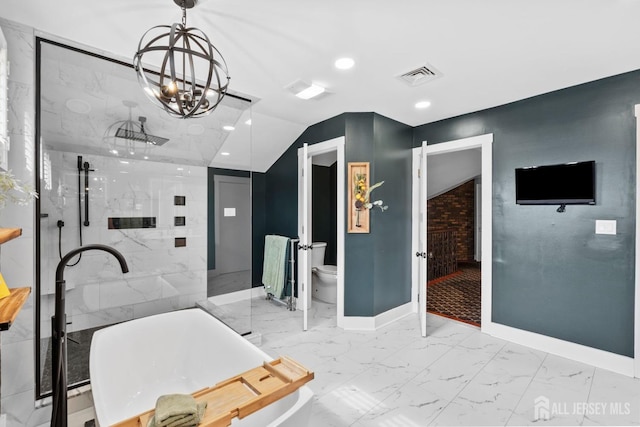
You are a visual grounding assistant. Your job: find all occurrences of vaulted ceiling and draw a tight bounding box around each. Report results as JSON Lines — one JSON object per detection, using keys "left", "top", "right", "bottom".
{"left": 2, "top": 1, "right": 640, "bottom": 171}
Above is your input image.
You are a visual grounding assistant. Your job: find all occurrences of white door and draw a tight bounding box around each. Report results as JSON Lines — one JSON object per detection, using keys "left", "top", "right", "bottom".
{"left": 418, "top": 141, "right": 428, "bottom": 337}
{"left": 298, "top": 143, "right": 312, "bottom": 331}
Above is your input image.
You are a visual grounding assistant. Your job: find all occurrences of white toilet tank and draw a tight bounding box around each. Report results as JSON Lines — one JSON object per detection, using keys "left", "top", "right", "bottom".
{"left": 311, "top": 242, "right": 327, "bottom": 267}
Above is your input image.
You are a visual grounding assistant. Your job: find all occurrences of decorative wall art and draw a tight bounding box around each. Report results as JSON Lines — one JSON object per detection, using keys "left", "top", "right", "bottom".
{"left": 347, "top": 162, "right": 388, "bottom": 233}
{"left": 348, "top": 162, "right": 370, "bottom": 233}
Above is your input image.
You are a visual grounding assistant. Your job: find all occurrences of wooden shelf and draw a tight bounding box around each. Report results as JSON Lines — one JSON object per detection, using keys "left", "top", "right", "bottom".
{"left": 0, "top": 228, "right": 21, "bottom": 245}
{"left": 0, "top": 287, "right": 31, "bottom": 331}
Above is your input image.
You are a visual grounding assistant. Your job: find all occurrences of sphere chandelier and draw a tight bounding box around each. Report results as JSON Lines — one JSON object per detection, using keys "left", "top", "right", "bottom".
{"left": 133, "top": 0, "right": 230, "bottom": 119}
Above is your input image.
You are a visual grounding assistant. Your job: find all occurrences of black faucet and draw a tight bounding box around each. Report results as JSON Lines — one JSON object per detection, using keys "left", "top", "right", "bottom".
{"left": 51, "top": 244, "right": 129, "bottom": 427}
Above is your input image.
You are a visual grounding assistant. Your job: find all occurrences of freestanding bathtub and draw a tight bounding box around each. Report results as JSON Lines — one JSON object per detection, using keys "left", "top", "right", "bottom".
{"left": 89, "top": 308, "right": 314, "bottom": 426}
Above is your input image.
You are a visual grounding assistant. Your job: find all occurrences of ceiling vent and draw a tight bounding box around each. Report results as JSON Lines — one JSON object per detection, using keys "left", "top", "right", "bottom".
{"left": 397, "top": 64, "right": 442, "bottom": 87}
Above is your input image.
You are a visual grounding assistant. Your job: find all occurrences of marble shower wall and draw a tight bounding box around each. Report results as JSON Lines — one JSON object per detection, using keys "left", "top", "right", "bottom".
{"left": 40, "top": 151, "right": 207, "bottom": 337}
{"left": 0, "top": 17, "right": 51, "bottom": 427}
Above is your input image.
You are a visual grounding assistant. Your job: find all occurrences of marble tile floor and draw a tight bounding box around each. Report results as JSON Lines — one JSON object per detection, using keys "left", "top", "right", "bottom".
{"left": 207, "top": 269, "right": 251, "bottom": 297}
{"left": 250, "top": 297, "right": 640, "bottom": 426}
{"left": 62, "top": 296, "right": 639, "bottom": 426}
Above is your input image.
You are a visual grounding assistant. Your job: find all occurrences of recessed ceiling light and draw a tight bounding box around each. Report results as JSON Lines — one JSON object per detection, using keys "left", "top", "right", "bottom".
{"left": 415, "top": 101, "right": 432, "bottom": 109}
{"left": 143, "top": 156, "right": 149, "bottom": 160}
{"left": 295, "top": 84, "right": 325, "bottom": 100}
{"left": 65, "top": 98, "right": 91, "bottom": 114}
{"left": 221, "top": 152, "right": 230, "bottom": 156}
{"left": 245, "top": 119, "right": 252, "bottom": 126}
{"left": 177, "top": 167, "right": 184, "bottom": 171}
{"left": 223, "top": 125, "right": 235, "bottom": 131}
{"left": 334, "top": 57, "right": 355, "bottom": 70}
{"left": 110, "top": 149, "right": 119, "bottom": 155}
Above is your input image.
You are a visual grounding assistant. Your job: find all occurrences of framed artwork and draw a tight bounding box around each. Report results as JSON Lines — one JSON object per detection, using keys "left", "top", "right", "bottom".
{"left": 348, "top": 162, "right": 370, "bottom": 233}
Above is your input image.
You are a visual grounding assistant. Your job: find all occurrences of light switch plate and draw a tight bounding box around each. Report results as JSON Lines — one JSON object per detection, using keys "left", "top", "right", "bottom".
{"left": 595, "top": 220, "right": 616, "bottom": 235}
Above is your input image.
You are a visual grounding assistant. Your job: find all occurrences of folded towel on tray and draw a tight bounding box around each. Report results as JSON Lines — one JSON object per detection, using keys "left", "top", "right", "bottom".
{"left": 147, "top": 394, "right": 207, "bottom": 427}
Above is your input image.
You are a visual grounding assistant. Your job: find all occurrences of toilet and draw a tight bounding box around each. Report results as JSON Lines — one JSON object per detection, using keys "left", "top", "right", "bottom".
{"left": 311, "top": 242, "right": 337, "bottom": 304}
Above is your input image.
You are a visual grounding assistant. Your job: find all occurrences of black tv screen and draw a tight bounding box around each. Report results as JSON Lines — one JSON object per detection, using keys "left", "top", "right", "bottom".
{"left": 515, "top": 160, "right": 595, "bottom": 205}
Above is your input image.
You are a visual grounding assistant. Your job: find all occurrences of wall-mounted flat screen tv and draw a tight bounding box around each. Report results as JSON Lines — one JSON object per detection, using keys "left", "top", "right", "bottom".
{"left": 515, "top": 160, "right": 595, "bottom": 205}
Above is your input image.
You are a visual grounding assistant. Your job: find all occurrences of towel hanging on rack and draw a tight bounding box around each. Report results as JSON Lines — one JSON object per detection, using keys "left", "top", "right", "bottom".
{"left": 262, "top": 235, "right": 290, "bottom": 299}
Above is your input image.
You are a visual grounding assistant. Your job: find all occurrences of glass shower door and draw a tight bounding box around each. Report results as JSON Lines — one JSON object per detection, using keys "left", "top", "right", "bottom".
{"left": 198, "top": 107, "right": 254, "bottom": 336}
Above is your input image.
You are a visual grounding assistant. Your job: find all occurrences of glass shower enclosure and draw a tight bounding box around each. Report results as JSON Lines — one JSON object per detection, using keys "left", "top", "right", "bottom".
{"left": 35, "top": 39, "right": 254, "bottom": 399}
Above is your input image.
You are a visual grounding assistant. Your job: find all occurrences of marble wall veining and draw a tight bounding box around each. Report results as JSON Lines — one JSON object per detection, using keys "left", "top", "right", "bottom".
{"left": 0, "top": 17, "right": 51, "bottom": 427}
{"left": 40, "top": 151, "right": 208, "bottom": 337}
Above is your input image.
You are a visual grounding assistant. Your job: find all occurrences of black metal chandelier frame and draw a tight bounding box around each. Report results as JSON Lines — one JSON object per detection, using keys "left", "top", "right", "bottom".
{"left": 133, "top": 0, "right": 230, "bottom": 119}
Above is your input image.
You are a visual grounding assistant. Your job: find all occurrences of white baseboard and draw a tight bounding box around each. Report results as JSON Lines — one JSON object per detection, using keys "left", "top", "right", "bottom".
{"left": 484, "top": 321, "right": 634, "bottom": 377}
{"left": 342, "top": 302, "right": 413, "bottom": 331}
{"left": 208, "top": 286, "right": 265, "bottom": 305}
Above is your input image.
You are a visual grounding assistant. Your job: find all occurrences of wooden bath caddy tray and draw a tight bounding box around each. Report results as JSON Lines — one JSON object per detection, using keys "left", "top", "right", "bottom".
{"left": 113, "top": 356, "right": 314, "bottom": 427}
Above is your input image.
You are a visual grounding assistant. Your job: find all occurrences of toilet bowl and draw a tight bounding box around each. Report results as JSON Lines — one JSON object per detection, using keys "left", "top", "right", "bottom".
{"left": 311, "top": 242, "right": 337, "bottom": 304}
{"left": 312, "top": 265, "right": 337, "bottom": 304}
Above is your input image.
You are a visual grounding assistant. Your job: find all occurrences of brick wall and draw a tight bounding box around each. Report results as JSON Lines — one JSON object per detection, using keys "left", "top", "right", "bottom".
{"left": 427, "top": 180, "right": 476, "bottom": 262}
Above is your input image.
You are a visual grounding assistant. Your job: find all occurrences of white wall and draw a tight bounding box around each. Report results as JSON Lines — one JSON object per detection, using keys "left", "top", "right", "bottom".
{"left": 427, "top": 148, "right": 481, "bottom": 199}
{"left": 0, "top": 17, "right": 48, "bottom": 427}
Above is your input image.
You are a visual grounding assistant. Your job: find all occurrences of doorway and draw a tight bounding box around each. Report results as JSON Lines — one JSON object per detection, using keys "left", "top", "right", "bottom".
{"left": 426, "top": 148, "right": 481, "bottom": 326}
{"left": 297, "top": 137, "right": 346, "bottom": 331}
{"left": 208, "top": 175, "right": 252, "bottom": 297}
{"left": 412, "top": 134, "right": 493, "bottom": 336}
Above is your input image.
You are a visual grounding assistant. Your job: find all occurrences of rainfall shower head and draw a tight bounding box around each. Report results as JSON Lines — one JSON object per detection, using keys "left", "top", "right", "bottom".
{"left": 115, "top": 116, "right": 169, "bottom": 146}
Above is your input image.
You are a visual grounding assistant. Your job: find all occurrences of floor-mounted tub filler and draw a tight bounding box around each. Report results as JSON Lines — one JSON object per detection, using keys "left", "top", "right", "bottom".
{"left": 89, "top": 308, "right": 314, "bottom": 426}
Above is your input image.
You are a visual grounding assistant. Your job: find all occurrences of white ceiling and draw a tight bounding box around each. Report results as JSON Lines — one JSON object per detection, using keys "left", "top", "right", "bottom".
{"left": 2, "top": 1, "right": 640, "bottom": 172}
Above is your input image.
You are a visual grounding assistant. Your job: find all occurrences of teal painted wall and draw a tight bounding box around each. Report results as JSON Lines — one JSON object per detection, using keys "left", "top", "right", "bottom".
{"left": 264, "top": 115, "right": 346, "bottom": 239}
{"left": 258, "top": 67, "right": 639, "bottom": 356}
{"left": 413, "top": 70, "right": 640, "bottom": 357}
{"left": 252, "top": 172, "right": 267, "bottom": 286}
{"left": 262, "top": 112, "right": 413, "bottom": 317}
{"left": 343, "top": 113, "right": 414, "bottom": 315}
{"left": 312, "top": 164, "right": 337, "bottom": 265}
{"left": 372, "top": 114, "right": 414, "bottom": 314}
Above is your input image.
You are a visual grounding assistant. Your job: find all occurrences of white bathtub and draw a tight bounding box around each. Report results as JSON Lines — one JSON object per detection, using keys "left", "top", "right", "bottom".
{"left": 89, "top": 308, "right": 314, "bottom": 426}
